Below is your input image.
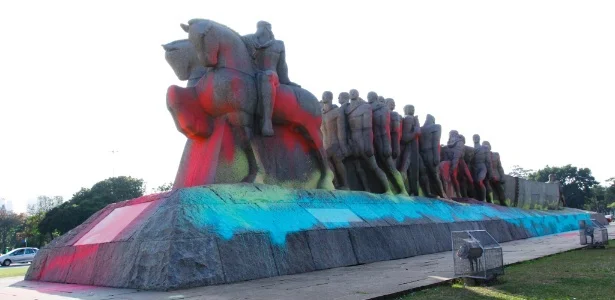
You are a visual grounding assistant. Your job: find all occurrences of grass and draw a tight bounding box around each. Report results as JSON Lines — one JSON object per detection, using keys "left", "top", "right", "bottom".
{"left": 397, "top": 245, "right": 615, "bottom": 300}
{"left": 0, "top": 265, "right": 29, "bottom": 278}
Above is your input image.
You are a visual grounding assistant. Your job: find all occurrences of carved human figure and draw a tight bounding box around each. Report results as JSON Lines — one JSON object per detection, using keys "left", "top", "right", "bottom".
{"left": 399, "top": 105, "right": 421, "bottom": 195}
{"left": 368, "top": 92, "right": 408, "bottom": 195}
{"left": 242, "top": 21, "right": 300, "bottom": 136}
{"left": 483, "top": 141, "right": 507, "bottom": 205}
{"left": 344, "top": 90, "right": 392, "bottom": 194}
{"left": 547, "top": 174, "right": 566, "bottom": 207}
{"left": 386, "top": 98, "right": 402, "bottom": 160}
{"left": 457, "top": 135, "right": 474, "bottom": 198}
{"left": 321, "top": 91, "right": 349, "bottom": 189}
{"left": 472, "top": 134, "right": 492, "bottom": 201}
{"left": 419, "top": 114, "right": 446, "bottom": 198}
{"left": 441, "top": 130, "right": 465, "bottom": 198}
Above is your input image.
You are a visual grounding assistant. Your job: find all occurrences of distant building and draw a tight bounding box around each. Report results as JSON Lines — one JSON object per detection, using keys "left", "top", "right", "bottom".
{"left": 0, "top": 198, "right": 13, "bottom": 212}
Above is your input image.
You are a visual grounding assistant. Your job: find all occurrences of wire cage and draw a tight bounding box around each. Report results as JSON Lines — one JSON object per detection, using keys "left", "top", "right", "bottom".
{"left": 579, "top": 219, "right": 609, "bottom": 248}
{"left": 451, "top": 230, "right": 504, "bottom": 280}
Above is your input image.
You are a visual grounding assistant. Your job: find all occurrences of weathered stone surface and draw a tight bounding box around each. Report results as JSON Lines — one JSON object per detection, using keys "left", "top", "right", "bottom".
{"left": 39, "top": 246, "right": 75, "bottom": 282}
{"left": 271, "top": 232, "right": 316, "bottom": 276}
{"left": 349, "top": 227, "right": 393, "bottom": 264}
{"left": 407, "top": 224, "right": 439, "bottom": 255}
{"left": 217, "top": 233, "right": 278, "bottom": 283}
{"left": 131, "top": 240, "right": 172, "bottom": 290}
{"left": 27, "top": 184, "right": 593, "bottom": 291}
{"left": 381, "top": 225, "right": 419, "bottom": 259}
{"left": 92, "top": 241, "right": 142, "bottom": 288}
{"left": 308, "top": 229, "right": 357, "bottom": 270}
{"left": 24, "top": 248, "right": 50, "bottom": 281}
{"left": 65, "top": 244, "right": 100, "bottom": 285}
{"left": 167, "top": 237, "right": 226, "bottom": 288}
{"left": 430, "top": 223, "right": 452, "bottom": 252}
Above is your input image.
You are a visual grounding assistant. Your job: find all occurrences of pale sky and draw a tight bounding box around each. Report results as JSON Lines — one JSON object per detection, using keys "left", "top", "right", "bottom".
{"left": 1, "top": 1, "right": 614, "bottom": 212}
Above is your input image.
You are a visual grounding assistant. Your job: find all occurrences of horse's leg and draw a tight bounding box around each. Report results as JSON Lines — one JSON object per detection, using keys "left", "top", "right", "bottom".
{"left": 298, "top": 124, "right": 335, "bottom": 190}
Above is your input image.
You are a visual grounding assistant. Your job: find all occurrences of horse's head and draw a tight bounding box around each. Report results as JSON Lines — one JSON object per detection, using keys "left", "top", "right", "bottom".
{"left": 162, "top": 39, "right": 200, "bottom": 81}
{"left": 183, "top": 18, "right": 254, "bottom": 74}
{"left": 182, "top": 19, "right": 218, "bottom": 67}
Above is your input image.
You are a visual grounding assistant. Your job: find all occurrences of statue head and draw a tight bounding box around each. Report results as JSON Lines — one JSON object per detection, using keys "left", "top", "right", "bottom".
{"left": 162, "top": 39, "right": 200, "bottom": 81}
{"left": 473, "top": 134, "right": 481, "bottom": 144}
{"left": 322, "top": 91, "right": 333, "bottom": 104}
{"left": 548, "top": 174, "right": 557, "bottom": 182}
{"left": 386, "top": 98, "right": 396, "bottom": 111}
{"left": 424, "top": 114, "right": 435, "bottom": 126}
{"left": 367, "top": 91, "right": 378, "bottom": 103}
{"left": 449, "top": 130, "right": 459, "bottom": 139}
{"left": 378, "top": 96, "right": 385, "bottom": 103}
{"left": 338, "top": 92, "right": 350, "bottom": 105}
{"left": 349, "top": 89, "right": 359, "bottom": 100}
{"left": 482, "top": 141, "right": 492, "bottom": 151}
{"left": 256, "top": 21, "right": 274, "bottom": 39}
{"left": 404, "top": 105, "right": 415, "bottom": 116}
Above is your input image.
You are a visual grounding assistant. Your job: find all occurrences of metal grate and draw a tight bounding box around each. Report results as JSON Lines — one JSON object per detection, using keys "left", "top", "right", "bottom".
{"left": 579, "top": 219, "right": 609, "bottom": 247}
{"left": 451, "top": 230, "right": 504, "bottom": 279}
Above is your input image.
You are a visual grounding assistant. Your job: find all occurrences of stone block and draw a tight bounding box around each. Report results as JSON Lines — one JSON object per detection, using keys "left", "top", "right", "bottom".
{"left": 382, "top": 225, "right": 419, "bottom": 259}
{"left": 92, "top": 241, "right": 142, "bottom": 288}
{"left": 39, "top": 246, "right": 75, "bottom": 283}
{"left": 307, "top": 229, "right": 357, "bottom": 270}
{"left": 271, "top": 232, "right": 316, "bottom": 276}
{"left": 24, "top": 248, "right": 50, "bottom": 281}
{"left": 407, "top": 224, "right": 439, "bottom": 255}
{"left": 430, "top": 223, "right": 452, "bottom": 252}
{"left": 131, "top": 240, "right": 172, "bottom": 290}
{"left": 65, "top": 244, "right": 100, "bottom": 285}
{"left": 218, "top": 233, "right": 278, "bottom": 283}
{"left": 167, "top": 237, "right": 226, "bottom": 288}
{"left": 348, "top": 227, "right": 393, "bottom": 264}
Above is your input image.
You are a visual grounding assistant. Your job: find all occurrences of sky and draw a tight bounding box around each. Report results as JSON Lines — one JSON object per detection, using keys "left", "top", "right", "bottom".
{"left": 1, "top": 1, "right": 614, "bottom": 213}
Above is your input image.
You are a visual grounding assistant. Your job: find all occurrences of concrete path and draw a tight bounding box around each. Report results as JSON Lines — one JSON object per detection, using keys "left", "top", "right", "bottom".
{"left": 1, "top": 224, "right": 613, "bottom": 300}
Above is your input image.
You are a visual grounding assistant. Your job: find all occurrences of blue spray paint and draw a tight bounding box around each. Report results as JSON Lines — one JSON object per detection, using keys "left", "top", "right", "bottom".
{"left": 179, "top": 185, "right": 591, "bottom": 245}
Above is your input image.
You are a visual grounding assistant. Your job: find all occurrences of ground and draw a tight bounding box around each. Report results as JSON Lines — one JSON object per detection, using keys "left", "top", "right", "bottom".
{"left": 0, "top": 265, "right": 28, "bottom": 279}
{"left": 398, "top": 245, "right": 615, "bottom": 300}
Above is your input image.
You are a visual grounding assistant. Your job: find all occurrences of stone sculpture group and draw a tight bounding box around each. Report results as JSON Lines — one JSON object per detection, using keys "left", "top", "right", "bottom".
{"left": 163, "top": 18, "right": 508, "bottom": 205}
{"left": 320, "top": 91, "right": 507, "bottom": 204}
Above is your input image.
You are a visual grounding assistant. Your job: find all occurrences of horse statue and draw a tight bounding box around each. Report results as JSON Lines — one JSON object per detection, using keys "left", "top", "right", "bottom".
{"left": 166, "top": 19, "right": 333, "bottom": 189}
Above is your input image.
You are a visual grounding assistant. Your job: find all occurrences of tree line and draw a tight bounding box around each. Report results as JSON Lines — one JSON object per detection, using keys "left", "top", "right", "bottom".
{"left": 0, "top": 176, "right": 172, "bottom": 254}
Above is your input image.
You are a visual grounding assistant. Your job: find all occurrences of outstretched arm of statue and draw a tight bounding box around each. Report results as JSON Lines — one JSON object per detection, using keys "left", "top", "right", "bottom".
{"left": 277, "top": 47, "right": 300, "bottom": 87}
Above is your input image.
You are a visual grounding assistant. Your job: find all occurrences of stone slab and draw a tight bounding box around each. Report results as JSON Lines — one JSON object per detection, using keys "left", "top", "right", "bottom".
{"left": 167, "top": 237, "right": 226, "bottom": 288}
{"left": 271, "top": 232, "right": 316, "bottom": 276}
{"left": 217, "top": 233, "right": 278, "bottom": 283}
{"left": 39, "top": 246, "right": 75, "bottom": 283}
{"left": 307, "top": 229, "right": 357, "bottom": 270}
{"left": 348, "top": 227, "right": 393, "bottom": 264}
{"left": 92, "top": 241, "right": 142, "bottom": 288}
{"left": 65, "top": 244, "right": 100, "bottom": 285}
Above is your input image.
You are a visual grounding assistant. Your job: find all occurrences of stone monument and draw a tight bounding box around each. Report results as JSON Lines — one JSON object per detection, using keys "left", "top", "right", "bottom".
{"left": 25, "top": 18, "right": 593, "bottom": 292}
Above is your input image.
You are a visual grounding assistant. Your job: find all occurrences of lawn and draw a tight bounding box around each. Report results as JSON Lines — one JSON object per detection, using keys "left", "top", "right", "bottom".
{"left": 0, "top": 266, "right": 29, "bottom": 278}
{"left": 398, "top": 245, "right": 615, "bottom": 300}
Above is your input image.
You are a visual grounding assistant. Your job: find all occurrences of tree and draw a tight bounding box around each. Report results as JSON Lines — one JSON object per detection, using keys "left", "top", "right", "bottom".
{"left": 155, "top": 182, "right": 173, "bottom": 192}
{"left": 0, "top": 207, "right": 22, "bottom": 254}
{"left": 20, "top": 196, "right": 65, "bottom": 248}
{"left": 39, "top": 176, "right": 145, "bottom": 236}
{"left": 27, "top": 196, "right": 64, "bottom": 215}
{"left": 528, "top": 165, "right": 599, "bottom": 209}
{"left": 508, "top": 165, "right": 534, "bottom": 179}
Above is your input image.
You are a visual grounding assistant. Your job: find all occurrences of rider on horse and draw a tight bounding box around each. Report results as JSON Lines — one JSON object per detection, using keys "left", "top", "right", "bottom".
{"left": 242, "top": 21, "right": 301, "bottom": 136}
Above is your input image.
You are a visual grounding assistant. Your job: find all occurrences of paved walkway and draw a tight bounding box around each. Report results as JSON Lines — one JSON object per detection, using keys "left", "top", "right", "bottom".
{"left": 1, "top": 224, "right": 613, "bottom": 300}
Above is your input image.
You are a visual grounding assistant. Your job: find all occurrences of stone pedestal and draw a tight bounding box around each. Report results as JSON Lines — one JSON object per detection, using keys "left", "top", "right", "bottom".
{"left": 26, "top": 184, "right": 591, "bottom": 290}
